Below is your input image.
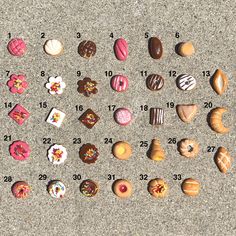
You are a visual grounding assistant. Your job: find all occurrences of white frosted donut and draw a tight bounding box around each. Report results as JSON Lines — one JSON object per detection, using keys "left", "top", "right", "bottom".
{"left": 44, "top": 39, "right": 63, "bottom": 56}
{"left": 48, "top": 180, "right": 66, "bottom": 198}
{"left": 47, "top": 144, "right": 67, "bottom": 164}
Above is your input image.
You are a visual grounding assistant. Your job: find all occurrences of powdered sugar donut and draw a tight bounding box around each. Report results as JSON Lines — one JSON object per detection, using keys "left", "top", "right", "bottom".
{"left": 114, "top": 38, "right": 128, "bottom": 61}
{"left": 111, "top": 75, "right": 129, "bottom": 92}
{"left": 114, "top": 108, "right": 132, "bottom": 126}
{"left": 7, "top": 38, "right": 26, "bottom": 56}
{"left": 44, "top": 39, "right": 63, "bottom": 56}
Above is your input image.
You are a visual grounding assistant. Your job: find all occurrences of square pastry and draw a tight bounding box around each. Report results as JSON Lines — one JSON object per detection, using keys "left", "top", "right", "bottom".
{"left": 8, "top": 104, "right": 30, "bottom": 125}
{"left": 46, "top": 108, "right": 65, "bottom": 128}
{"left": 79, "top": 109, "right": 100, "bottom": 129}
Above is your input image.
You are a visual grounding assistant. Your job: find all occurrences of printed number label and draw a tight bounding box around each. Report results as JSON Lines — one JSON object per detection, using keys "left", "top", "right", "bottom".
{"left": 41, "top": 71, "right": 45, "bottom": 77}
{"left": 140, "top": 71, "right": 147, "bottom": 77}
{"left": 8, "top": 33, "right": 11, "bottom": 39}
{"left": 204, "top": 102, "right": 213, "bottom": 108}
{"left": 77, "top": 71, "right": 81, "bottom": 77}
{"left": 3, "top": 135, "right": 11, "bottom": 141}
{"left": 169, "top": 71, "right": 177, "bottom": 77}
{"left": 108, "top": 105, "right": 116, "bottom": 111}
{"left": 139, "top": 174, "right": 148, "bottom": 180}
{"left": 140, "top": 105, "right": 148, "bottom": 111}
{"left": 73, "top": 138, "right": 82, "bottom": 144}
{"left": 39, "top": 102, "right": 47, "bottom": 108}
{"left": 144, "top": 32, "right": 150, "bottom": 38}
{"left": 73, "top": 174, "right": 82, "bottom": 180}
{"left": 6, "top": 70, "right": 10, "bottom": 76}
{"left": 75, "top": 105, "right": 84, "bottom": 111}
{"left": 140, "top": 141, "right": 148, "bottom": 147}
{"left": 4, "top": 102, "right": 13, "bottom": 108}
{"left": 42, "top": 138, "right": 52, "bottom": 144}
{"left": 104, "top": 138, "right": 113, "bottom": 144}
{"left": 4, "top": 176, "right": 13, "bottom": 182}
{"left": 109, "top": 33, "right": 114, "bottom": 38}
{"left": 207, "top": 146, "right": 216, "bottom": 152}
{"left": 175, "top": 32, "right": 180, "bottom": 38}
{"left": 166, "top": 102, "right": 175, "bottom": 108}
{"left": 105, "top": 71, "right": 113, "bottom": 77}
{"left": 41, "top": 33, "right": 45, "bottom": 38}
{"left": 76, "top": 32, "right": 81, "bottom": 38}
{"left": 108, "top": 174, "right": 115, "bottom": 180}
{"left": 202, "top": 71, "right": 211, "bottom": 77}
{"left": 173, "top": 174, "right": 182, "bottom": 180}
{"left": 168, "top": 138, "right": 176, "bottom": 144}
{"left": 38, "top": 174, "right": 47, "bottom": 180}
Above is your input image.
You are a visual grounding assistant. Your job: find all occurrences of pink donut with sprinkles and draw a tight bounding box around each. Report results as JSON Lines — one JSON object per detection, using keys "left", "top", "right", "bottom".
{"left": 114, "top": 38, "right": 128, "bottom": 61}
{"left": 9, "top": 140, "right": 31, "bottom": 161}
{"left": 111, "top": 75, "right": 129, "bottom": 92}
{"left": 114, "top": 108, "right": 132, "bottom": 126}
{"left": 7, "top": 38, "right": 26, "bottom": 56}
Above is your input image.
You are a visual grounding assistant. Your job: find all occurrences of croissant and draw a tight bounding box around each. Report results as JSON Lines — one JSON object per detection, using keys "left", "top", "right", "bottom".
{"left": 215, "top": 147, "right": 232, "bottom": 173}
{"left": 209, "top": 107, "right": 229, "bottom": 134}
{"left": 149, "top": 139, "right": 165, "bottom": 161}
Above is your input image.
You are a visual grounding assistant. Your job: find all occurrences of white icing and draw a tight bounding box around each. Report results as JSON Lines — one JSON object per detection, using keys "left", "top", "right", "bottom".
{"left": 44, "top": 39, "right": 63, "bottom": 56}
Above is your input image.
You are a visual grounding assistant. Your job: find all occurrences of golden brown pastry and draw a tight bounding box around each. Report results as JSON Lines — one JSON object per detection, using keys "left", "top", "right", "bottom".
{"left": 211, "top": 69, "right": 228, "bottom": 95}
{"left": 149, "top": 139, "right": 165, "bottom": 161}
{"left": 178, "top": 139, "right": 199, "bottom": 158}
{"left": 112, "top": 179, "right": 132, "bottom": 198}
{"left": 181, "top": 178, "right": 200, "bottom": 196}
{"left": 177, "top": 41, "right": 195, "bottom": 57}
{"left": 209, "top": 107, "right": 229, "bottom": 134}
{"left": 215, "top": 147, "right": 233, "bottom": 173}
{"left": 176, "top": 104, "right": 198, "bottom": 123}
{"left": 112, "top": 141, "right": 132, "bottom": 160}
{"left": 148, "top": 178, "right": 168, "bottom": 198}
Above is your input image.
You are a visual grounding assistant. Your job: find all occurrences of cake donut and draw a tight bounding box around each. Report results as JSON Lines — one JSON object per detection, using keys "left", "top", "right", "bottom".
{"left": 80, "top": 180, "right": 99, "bottom": 197}
{"left": 176, "top": 74, "right": 196, "bottom": 91}
{"left": 44, "top": 39, "right": 63, "bottom": 56}
{"left": 148, "top": 178, "right": 168, "bottom": 198}
{"left": 47, "top": 180, "right": 66, "bottom": 198}
{"left": 114, "top": 38, "right": 128, "bottom": 61}
{"left": 112, "top": 141, "right": 132, "bottom": 160}
{"left": 12, "top": 181, "right": 30, "bottom": 199}
{"left": 114, "top": 108, "right": 132, "bottom": 126}
{"left": 9, "top": 140, "right": 31, "bottom": 161}
{"left": 146, "top": 74, "right": 164, "bottom": 91}
{"left": 178, "top": 139, "right": 199, "bottom": 158}
{"left": 181, "top": 178, "right": 200, "bottom": 196}
{"left": 113, "top": 179, "right": 132, "bottom": 198}
{"left": 110, "top": 75, "right": 129, "bottom": 92}
{"left": 7, "top": 38, "right": 26, "bottom": 56}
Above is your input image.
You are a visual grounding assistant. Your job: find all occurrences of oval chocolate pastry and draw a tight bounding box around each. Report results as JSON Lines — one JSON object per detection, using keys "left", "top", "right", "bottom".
{"left": 78, "top": 40, "right": 96, "bottom": 59}
{"left": 146, "top": 74, "right": 164, "bottom": 91}
{"left": 148, "top": 37, "right": 163, "bottom": 59}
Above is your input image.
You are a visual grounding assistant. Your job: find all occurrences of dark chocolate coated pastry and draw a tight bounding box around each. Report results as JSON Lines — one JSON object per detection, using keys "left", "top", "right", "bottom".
{"left": 148, "top": 37, "right": 163, "bottom": 59}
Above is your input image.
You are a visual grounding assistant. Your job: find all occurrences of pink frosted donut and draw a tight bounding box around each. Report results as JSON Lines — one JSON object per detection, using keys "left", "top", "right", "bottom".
{"left": 111, "top": 75, "right": 129, "bottom": 92}
{"left": 12, "top": 181, "right": 30, "bottom": 199}
{"left": 114, "top": 38, "right": 128, "bottom": 61}
{"left": 114, "top": 108, "right": 132, "bottom": 126}
{"left": 9, "top": 140, "right": 31, "bottom": 161}
{"left": 7, "top": 38, "right": 26, "bottom": 56}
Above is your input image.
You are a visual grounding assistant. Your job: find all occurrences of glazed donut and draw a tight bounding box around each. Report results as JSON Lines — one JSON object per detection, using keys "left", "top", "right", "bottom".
{"left": 47, "top": 180, "right": 66, "bottom": 198}
{"left": 113, "top": 179, "right": 132, "bottom": 198}
{"left": 178, "top": 139, "right": 199, "bottom": 158}
{"left": 12, "top": 181, "right": 30, "bottom": 199}
{"left": 110, "top": 75, "right": 129, "bottom": 92}
{"left": 112, "top": 141, "right": 132, "bottom": 160}
{"left": 148, "top": 178, "right": 168, "bottom": 198}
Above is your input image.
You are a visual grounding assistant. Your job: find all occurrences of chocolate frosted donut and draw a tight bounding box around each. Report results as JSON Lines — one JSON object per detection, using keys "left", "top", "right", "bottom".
{"left": 146, "top": 74, "right": 164, "bottom": 91}
{"left": 78, "top": 40, "right": 96, "bottom": 59}
{"left": 80, "top": 180, "right": 99, "bottom": 197}
{"left": 79, "top": 143, "right": 99, "bottom": 164}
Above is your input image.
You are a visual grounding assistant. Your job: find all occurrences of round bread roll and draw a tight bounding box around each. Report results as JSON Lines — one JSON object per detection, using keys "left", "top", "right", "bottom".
{"left": 181, "top": 178, "right": 200, "bottom": 196}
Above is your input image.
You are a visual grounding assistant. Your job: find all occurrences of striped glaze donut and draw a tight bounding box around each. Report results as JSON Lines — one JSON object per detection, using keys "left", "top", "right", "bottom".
{"left": 110, "top": 75, "right": 129, "bottom": 92}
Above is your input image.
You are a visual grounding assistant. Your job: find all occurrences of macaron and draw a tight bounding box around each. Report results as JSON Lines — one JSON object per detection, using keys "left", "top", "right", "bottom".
{"left": 12, "top": 181, "right": 30, "bottom": 199}
{"left": 44, "top": 39, "right": 63, "bottom": 56}
{"left": 112, "top": 141, "right": 132, "bottom": 160}
{"left": 7, "top": 38, "right": 26, "bottom": 56}
{"left": 9, "top": 140, "right": 31, "bottom": 161}
{"left": 47, "top": 180, "right": 66, "bottom": 198}
{"left": 110, "top": 75, "right": 129, "bottom": 92}
{"left": 113, "top": 179, "right": 133, "bottom": 198}
{"left": 114, "top": 108, "right": 132, "bottom": 126}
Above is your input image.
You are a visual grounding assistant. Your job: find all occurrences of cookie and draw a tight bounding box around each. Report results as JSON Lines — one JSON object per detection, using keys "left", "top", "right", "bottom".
{"left": 146, "top": 74, "right": 164, "bottom": 91}
{"left": 79, "top": 143, "right": 99, "bottom": 164}
{"left": 176, "top": 104, "right": 198, "bottom": 123}
{"left": 12, "top": 181, "right": 30, "bottom": 199}
{"left": 150, "top": 108, "right": 164, "bottom": 126}
{"left": 7, "top": 74, "right": 28, "bottom": 94}
{"left": 114, "top": 38, "right": 128, "bottom": 61}
{"left": 47, "top": 180, "right": 66, "bottom": 198}
{"left": 44, "top": 39, "right": 63, "bottom": 56}
{"left": 211, "top": 69, "right": 228, "bottom": 95}
{"left": 77, "top": 77, "right": 98, "bottom": 97}
{"left": 78, "top": 40, "right": 96, "bottom": 59}
{"left": 181, "top": 178, "right": 200, "bottom": 196}
{"left": 148, "top": 178, "right": 168, "bottom": 198}
{"left": 214, "top": 147, "right": 233, "bottom": 173}
{"left": 7, "top": 38, "right": 26, "bottom": 56}
{"left": 46, "top": 108, "right": 65, "bottom": 128}
{"left": 176, "top": 74, "right": 196, "bottom": 91}
{"left": 80, "top": 180, "right": 99, "bottom": 197}
{"left": 112, "top": 141, "right": 132, "bottom": 160}
{"left": 110, "top": 75, "right": 129, "bottom": 92}
{"left": 45, "top": 76, "right": 66, "bottom": 95}
{"left": 48, "top": 144, "right": 67, "bottom": 165}
{"left": 8, "top": 104, "right": 30, "bottom": 125}
{"left": 178, "top": 139, "right": 199, "bottom": 158}
{"left": 113, "top": 179, "right": 132, "bottom": 198}
{"left": 149, "top": 139, "right": 165, "bottom": 161}
{"left": 79, "top": 109, "right": 100, "bottom": 129}
{"left": 177, "top": 41, "right": 195, "bottom": 57}
{"left": 148, "top": 37, "right": 163, "bottom": 59}
{"left": 9, "top": 140, "right": 31, "bottom": 161}
{"left": 114, "top": 108, "right": 132, "bottom": 126}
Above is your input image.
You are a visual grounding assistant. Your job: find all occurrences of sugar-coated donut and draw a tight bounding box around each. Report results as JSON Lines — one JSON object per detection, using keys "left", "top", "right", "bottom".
{"left": 114, "top": 108, "right": 132, "bottom": 126}
{"left": 182, "top": 178, "right": 200, "bottom": 196}
{"left": 7, "top": 38, "right": 26, "bottom": 56}
{"left": 47, "top": 180, "right": 66, "bottom": 198}
{"left": 12, "top": 181, "right": 30, "bottom": 199}
{"left": 112, "top": 141, "right": 132, "bottom": 160}
{"left": 148, "top": 178, "right": 168, "bottom": 198}
{"left": 110, "top": 75, "right": 129, "bottom": 92}
{"left": 113, "top": 179, "right": 132, "bottom": 198}
{"left": 44, "top": 39, "right": 63, "bottom": 56}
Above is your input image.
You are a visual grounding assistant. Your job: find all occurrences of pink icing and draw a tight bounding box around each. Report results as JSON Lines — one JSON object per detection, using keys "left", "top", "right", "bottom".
{"left": 111, "top": 75, "right": 129, "bottom": 92}
{"left": 9, "top": 140, "right": 31, "bottom": 161}
{"left": 114, "top": 38, "right": 128, "bottom": 61}
{"left": 7, "top": 38, "right": 26, "bottom": 57}
{"left": 8, "top": 104, "right": 30, "bottom": 125}
{"left": 114, "top": 108, "right": 132, "bottom": 126}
